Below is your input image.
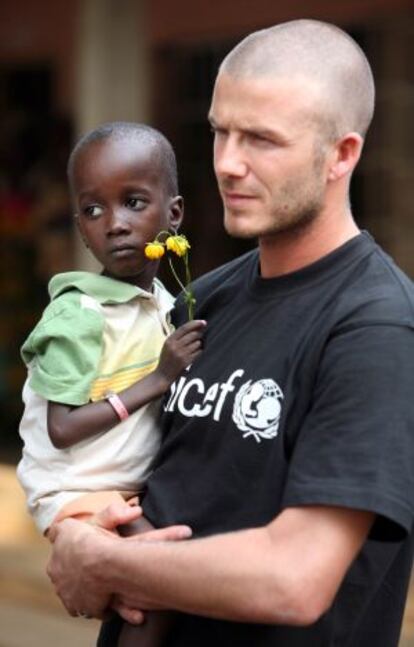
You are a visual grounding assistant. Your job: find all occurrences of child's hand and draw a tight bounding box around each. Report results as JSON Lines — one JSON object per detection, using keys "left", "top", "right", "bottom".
{"left": 156, "top": 320, "right": 206, "bottom": 384}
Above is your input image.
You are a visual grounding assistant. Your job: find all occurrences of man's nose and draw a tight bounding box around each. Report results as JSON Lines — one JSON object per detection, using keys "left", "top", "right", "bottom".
{"left": 106, "top": 208, "right": 131, "bottom": 235}
{"left": 214, "top": 135, "right": 248, "bottom": 179}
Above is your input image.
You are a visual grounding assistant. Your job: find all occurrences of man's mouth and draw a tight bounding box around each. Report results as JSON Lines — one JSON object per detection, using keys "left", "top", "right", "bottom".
{"left": 222, "top": 191, "right": 257, "bottom": 207}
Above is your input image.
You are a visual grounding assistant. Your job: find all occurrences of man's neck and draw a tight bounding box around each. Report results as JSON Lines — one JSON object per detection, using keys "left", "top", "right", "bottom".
{"left": 258, "top": 209, "right": 360, "bottom": 278}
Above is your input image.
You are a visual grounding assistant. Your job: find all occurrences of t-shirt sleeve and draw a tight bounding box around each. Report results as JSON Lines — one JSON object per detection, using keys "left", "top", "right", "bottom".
{"left": 21, "top": 294, "right": 104, "bottom": 406}
{"left": 282, "top": 322, "right": 414, "bottom": 540}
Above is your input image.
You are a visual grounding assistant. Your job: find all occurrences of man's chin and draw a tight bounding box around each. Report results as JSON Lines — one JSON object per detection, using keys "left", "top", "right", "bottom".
{"left": 223, "top": 213, "right": 258, "bottom": 240}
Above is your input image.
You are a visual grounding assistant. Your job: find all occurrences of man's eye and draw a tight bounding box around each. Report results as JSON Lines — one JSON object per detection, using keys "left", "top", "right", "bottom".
{"left": 248, "top": 133, "right": 280, "bottom": 148}
{"left": 250, "top": 133, "right": 269, "bottom": 144}
{"left": 211, "top": 127, "right": 226, "bottom": 138}
{"left": 84, "top": 205, "right": 103, "bottom": 218}
{"left": 126, "top": 197, "right": 146, "bottom": 210}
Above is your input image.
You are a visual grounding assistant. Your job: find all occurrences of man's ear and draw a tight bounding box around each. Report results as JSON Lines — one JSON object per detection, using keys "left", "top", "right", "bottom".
{"left": 168, "top": 196, "right": 184, "bottom": 231}
{"left": 327, "top": 132, "right": 363, "bottom": 182}
{"left": 74, "top": 213, "right": 89, "bottom": 248}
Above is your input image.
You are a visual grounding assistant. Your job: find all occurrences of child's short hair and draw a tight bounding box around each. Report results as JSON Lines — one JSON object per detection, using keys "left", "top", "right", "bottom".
{"left": 68, "top": 121, "right": 179, "bottom": 196}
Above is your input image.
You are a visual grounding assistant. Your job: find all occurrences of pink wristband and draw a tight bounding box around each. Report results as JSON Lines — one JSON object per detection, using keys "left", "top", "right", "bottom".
{"left": 104, "top": 392, "right": 129, "bottom": 421}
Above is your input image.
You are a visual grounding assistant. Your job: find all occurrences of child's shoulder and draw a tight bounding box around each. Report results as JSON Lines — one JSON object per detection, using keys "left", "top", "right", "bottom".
{"left": 26, "top": 273, "right": 104, "bottom": 342}
{"left": 49, "top": 271, "right": 101, "bottom": 301}
{"left": 21, "top": 275, "right": 105, "bottom": 365}
{"left": 50, "top": 271, "right": 146, "bottom": 306}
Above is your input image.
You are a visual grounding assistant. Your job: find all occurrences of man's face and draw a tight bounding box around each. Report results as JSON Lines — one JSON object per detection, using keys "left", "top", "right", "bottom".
{"left": 209, "top": 73, "right": 330, "bottom": 240}
{"left": 72, "top": 137, "right": 181, "bottom": 288}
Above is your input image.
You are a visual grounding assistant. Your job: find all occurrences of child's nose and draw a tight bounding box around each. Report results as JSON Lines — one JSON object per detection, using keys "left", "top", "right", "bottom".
{"left": 106, "top": 208, "right": 132, "bottom": 235}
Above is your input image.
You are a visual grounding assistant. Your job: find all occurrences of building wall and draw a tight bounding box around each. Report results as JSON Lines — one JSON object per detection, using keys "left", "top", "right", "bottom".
{"left": 0, "top": 0, "right": 78, "bottom": 112}
{"left": 149, "top": 0, "right": 413, "bottom": 43}
{"left": 0, "top": 0, "right": 412, "bottom": 111}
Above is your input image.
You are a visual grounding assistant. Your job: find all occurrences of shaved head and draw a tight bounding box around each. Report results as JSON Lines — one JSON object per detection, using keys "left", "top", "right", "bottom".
{"left": 68, "top": 122, "right": 178, "bottom": 197}
{"left": 220, "top": 19, "right": 375, "bottom": 140}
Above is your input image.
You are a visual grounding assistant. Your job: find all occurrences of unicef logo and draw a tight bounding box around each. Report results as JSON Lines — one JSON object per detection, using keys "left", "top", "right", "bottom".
{"left": 232, "top": 378, "right": 284, "bottom": 443}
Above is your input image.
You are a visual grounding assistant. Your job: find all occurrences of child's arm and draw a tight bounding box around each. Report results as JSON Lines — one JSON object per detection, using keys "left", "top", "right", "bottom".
{"left": 47, "top": 319, "right": 206, "bottom": 449}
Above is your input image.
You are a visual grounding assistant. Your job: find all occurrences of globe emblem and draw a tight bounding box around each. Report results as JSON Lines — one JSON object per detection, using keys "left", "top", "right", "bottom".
{"left": 232, "top": 378, "right": 284, "bottom": 442}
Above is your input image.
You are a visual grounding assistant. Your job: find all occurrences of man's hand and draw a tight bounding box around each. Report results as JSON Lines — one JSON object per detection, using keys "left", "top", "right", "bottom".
{"left": 47, "top": 502, "right": 192, "bottom": 621}
{"left": 47, "top": 516, "right": 116, "bottom": 619}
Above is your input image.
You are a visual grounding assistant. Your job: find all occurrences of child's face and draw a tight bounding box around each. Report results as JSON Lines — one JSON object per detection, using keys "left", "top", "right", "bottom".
{"left": 72, "top": 136, "right": 182, "bottom": 289}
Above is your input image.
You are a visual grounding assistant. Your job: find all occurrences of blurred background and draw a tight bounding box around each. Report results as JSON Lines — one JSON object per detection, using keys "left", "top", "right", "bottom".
{"left": 0, "top": 1, "right": 413, "bottom": 645}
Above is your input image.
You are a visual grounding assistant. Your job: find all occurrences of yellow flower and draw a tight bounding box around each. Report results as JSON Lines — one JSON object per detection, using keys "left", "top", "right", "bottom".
{"left": 166, "top": 235, "right": 191, "bottom": 257}
{"left": 145, "top": 241, "right": 165, "bottom": 260}
{"left": 145, "top": 230, "right": 195, "bottom": 320}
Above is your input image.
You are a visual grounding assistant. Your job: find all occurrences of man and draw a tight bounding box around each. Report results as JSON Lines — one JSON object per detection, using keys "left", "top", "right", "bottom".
{"left": 48, "top": 19, "right": 414, "bottom": 647}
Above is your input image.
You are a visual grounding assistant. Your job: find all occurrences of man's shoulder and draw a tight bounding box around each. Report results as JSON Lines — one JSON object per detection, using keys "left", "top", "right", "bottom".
{"left": 338, "top": 236, "right": 414, "bottom": 327}
{"left": 372, "top": 244, "right": 414, "bottom": 303}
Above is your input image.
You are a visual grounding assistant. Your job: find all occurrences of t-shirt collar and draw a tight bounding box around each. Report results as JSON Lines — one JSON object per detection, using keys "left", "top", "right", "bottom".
{"left": 49, "top": 271, "right": 165, "bottom": 305}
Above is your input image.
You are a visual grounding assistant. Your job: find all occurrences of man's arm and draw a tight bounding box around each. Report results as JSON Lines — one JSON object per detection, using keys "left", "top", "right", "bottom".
{"left": 48, "top": 504, "right": 373, "bottom": 625}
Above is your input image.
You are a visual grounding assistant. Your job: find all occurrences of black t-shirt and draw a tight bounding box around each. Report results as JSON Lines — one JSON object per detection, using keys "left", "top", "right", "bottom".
{"left": 112, "top": 232, "right": 414, "bottom": 647}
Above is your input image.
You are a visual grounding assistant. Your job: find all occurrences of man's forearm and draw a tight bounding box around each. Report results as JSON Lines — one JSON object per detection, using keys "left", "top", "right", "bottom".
{"left": 106, "top": 525, "right": 303, "bottom": 625}
{"left": 48, "top": 506, "right": 372, "bottom": 625}
{"left": 100, "top": 506, "right": 373, "bottom": 626}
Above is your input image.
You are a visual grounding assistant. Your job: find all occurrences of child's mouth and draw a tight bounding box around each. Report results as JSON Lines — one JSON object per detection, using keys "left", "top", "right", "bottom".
{"left": 110, "top": 245, "right": 136, "bottom": 258}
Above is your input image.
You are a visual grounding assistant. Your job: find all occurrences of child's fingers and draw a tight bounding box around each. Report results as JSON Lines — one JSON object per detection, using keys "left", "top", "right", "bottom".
{"left": 92, "top": 502, "right": 143, "bottom": 531}
{"left": 172, "top": 320, "right": 207, "bottom": 339}
{"left": 111, "top": 600, "right": 145, "bottom": 625}
{"left": 129, "top": 524, "right": 193, "bottom": 543}
{"left": 177, "top": 330, "right": 205, "bottom": 346}
{"left": 185, "top": 341, "right": 203, "bottom": 357}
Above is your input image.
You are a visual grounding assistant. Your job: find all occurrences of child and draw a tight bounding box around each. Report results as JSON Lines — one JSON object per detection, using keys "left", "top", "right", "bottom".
{"left": 17, "top": 122, "right": 206, "bottom": 646}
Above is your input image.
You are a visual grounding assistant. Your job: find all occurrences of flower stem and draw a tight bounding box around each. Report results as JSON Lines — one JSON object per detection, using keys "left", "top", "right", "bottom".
{"left": 155, "top": 230, "right": 171, "bottom": 242}
{"left": 184, "top": 254, "right": 194, "bottom": 320}
{"left": 168, "top": 255, "right": 194, "bottom": 320}
{"left": 168, "top": 257, "right": 187, "bottom": 293}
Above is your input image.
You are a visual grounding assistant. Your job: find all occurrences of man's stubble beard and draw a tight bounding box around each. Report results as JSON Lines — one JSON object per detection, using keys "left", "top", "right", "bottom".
{"left": 223, "top": 185, "right": 325, "bottom": 241}
{"left": 223, "top": 147, "right": 327, "bottom": 241}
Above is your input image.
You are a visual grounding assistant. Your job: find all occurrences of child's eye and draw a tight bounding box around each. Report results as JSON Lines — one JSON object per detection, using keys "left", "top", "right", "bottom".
{"left": 84, "top": 205, "right": 103, "bottom": 218}
{"left": 126, "top": 197, "right": 146, "bottom": 210}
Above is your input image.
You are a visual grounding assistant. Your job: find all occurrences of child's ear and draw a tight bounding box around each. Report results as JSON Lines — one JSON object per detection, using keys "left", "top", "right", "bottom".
{"left": 168, "top": 196, "right": 184, "bottom": 231}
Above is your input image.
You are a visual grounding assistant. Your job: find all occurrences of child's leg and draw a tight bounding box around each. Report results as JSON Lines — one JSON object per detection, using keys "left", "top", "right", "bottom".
{"left": 116, "top": 517, "right": 176, "bottom": 647}
{"left": 97, "top": 614, "right": 124, "bottom": 646}
{"left": 117, "top": 612, "right": 176, "bottom": 647}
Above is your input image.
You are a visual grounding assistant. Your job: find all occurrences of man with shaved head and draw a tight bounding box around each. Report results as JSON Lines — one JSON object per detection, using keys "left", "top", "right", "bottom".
{"left": 48, "top": 20, "right": 414, "bottom": 647}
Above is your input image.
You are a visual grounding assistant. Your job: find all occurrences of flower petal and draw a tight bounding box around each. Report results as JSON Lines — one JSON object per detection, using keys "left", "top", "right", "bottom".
{"left": 166, "top": 235, "right": 190, "bottom": 257}
{"left": 145, "top": 242, "right": 165, "bottom": 259}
